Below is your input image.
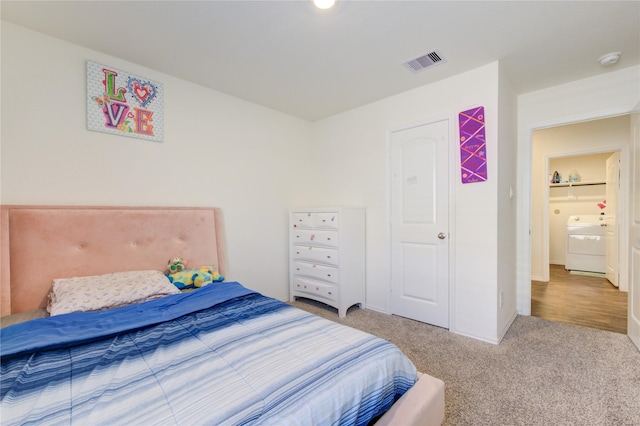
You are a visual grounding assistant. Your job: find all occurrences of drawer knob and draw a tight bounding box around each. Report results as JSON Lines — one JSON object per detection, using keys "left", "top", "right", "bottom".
{"left": 328, "top": 291, "right": 332, "bottom": 295}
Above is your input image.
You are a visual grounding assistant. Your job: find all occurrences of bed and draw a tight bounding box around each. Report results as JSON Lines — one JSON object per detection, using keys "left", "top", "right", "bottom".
{"left": 0, "top": 205, "right": 444, "bottom": 425}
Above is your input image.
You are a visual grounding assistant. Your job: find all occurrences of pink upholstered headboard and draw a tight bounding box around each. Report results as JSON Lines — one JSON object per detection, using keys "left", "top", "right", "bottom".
{"left": 0, "top": 206, "right": 227, "bottom": 316}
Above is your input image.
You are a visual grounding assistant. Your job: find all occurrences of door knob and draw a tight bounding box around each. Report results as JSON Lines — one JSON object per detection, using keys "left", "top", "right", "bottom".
{"left": 438, "top": 232, "right": 446, "bottom": 240}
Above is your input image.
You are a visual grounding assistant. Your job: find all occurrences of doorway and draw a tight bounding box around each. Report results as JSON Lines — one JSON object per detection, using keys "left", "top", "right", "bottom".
{"left": 530, "top": 115, "right": 630, "bottom": 331}
{"left": 389, "top": 118, "right": 450, "bottom": 328}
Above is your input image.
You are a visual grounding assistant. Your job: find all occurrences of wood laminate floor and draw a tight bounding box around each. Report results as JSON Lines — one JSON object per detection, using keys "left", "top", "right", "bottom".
{"left": 531, "top": 264, "right": 628, "bottom": 334}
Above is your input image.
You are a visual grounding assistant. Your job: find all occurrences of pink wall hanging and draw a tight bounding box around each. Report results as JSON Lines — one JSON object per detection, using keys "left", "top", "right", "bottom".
{"left": 458, "top": 106, "right": 487, "bottom": 184}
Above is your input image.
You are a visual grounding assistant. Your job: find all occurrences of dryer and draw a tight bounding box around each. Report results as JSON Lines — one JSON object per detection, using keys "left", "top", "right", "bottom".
{"left": 565, "top": 215, "right": 606, "bottom": 273}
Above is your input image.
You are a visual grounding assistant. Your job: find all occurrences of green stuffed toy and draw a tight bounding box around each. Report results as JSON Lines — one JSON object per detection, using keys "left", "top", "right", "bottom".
{"left": 167, "top": 256, "right": 187, "bottom": 274}
{"left": 167, "top": 257, "right": 224, "bottom": 289}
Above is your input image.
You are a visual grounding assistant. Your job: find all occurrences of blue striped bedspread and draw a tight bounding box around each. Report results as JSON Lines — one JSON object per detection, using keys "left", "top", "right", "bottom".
{"left": 1, "top": 282, "right": 417, "bottom": 425}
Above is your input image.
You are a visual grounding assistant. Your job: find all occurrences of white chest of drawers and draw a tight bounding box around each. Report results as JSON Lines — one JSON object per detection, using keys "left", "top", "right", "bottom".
{"left": 289, "top": 208, "right": 365, "bottom": 317}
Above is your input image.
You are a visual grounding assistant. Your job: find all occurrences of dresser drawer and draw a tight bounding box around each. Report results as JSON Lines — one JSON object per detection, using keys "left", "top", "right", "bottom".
{"left": 291, "top": 212, "right": 339, "bottom": 230}
{"left": 291, "top": 245, "right": 339, "bottom": 266}
{"left": 291, "top": 277, "right": 338, "bottom": 303}
{"left": 292, "top": 261, "right": 339, "bottom": 284}
{"left": 291, "top": 229, "right": 339, "bottom": 248}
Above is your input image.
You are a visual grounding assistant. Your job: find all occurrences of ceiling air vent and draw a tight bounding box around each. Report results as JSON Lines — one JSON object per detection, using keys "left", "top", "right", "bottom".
{"left": 403, "top": 50, "right": 446, "bottom": 73}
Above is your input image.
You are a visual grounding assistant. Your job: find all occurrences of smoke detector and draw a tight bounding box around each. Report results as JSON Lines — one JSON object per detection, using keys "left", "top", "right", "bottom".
{"left": 403, "top": 50, "right": 447, "bottom": 73}
{"left": 598, "top": 52, "right": 621, "bottom": 66}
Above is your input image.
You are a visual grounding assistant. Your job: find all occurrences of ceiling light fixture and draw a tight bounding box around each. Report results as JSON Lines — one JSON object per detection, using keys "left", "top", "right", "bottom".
{"left": 313, "top": 0, "right": 335, "bottom": 9}
{"left": 598, "top": 52, "right": 621, "bottom": 66}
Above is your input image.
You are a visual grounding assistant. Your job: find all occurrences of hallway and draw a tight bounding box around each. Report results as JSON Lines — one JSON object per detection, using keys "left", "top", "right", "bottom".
{"left": 531, "top": 264, "right": 628, "bottom": 334}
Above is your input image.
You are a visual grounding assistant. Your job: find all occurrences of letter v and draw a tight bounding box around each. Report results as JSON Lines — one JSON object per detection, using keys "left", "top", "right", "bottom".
{"left": 103, "top": 102, "right": 130, "bottom": 128}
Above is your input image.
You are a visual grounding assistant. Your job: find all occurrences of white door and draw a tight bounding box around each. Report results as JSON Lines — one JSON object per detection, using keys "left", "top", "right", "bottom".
{"left": 629, "top": 112, "right": 640, "bottom": 352}
{"left": 605, "top": 152, "right": 620, "bottom": 286}
{"left": 390, "top": 119, "right": 449, "bottom": 328}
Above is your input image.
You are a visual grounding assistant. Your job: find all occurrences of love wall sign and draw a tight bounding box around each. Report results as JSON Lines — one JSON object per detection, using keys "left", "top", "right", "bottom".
{"left": 87, "top": 61, "right": 164, "bottom": 142}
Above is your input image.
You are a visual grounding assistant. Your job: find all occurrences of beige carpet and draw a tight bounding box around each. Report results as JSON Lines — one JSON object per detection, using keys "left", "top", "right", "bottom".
{"left": 290, "top": 298, "right": 640, "bottom": 426}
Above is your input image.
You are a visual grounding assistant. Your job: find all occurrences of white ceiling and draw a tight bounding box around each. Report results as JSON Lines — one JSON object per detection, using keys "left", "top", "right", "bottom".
{"left": 2, "top": 1, "right": 638, "bottom": 121}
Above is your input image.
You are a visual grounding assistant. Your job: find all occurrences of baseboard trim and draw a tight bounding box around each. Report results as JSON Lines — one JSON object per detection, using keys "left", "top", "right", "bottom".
{"left": 498, "top": 311, "right": 519, "bottom": 343}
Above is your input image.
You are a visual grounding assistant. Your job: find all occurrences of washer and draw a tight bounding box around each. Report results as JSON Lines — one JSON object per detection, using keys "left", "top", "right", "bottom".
{"left": 565, "top": 215, "right": 606, "bottom": 273}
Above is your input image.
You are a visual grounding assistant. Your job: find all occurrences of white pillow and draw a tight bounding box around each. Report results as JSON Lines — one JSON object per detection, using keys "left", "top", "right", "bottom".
{"left": 48, "top": 270, "right": 180, "bottom": 316}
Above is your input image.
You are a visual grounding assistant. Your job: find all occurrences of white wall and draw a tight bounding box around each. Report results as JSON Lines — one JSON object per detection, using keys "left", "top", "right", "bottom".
{"left": 549, "top": 152, "right": 611, "bottom": 186}
{"left": 0, "top": 22, "right": 313, "bottom": 300}
{"left": 517, "top": 65, "right": 640, "bottom": 314}
{"left": 310, "top": 62, "right": 515, "bottom": 343}
{"left": 496, "top": 65, "right": 518, "bottom": 339}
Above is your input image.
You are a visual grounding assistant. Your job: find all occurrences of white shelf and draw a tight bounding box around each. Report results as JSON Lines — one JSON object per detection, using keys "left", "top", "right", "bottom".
{"left": 549, "top": 181, "right": 605, "bottom": 188}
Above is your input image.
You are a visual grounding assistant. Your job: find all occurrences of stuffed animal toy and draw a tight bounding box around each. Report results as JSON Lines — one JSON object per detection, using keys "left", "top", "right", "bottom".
{"left": 192, "top": 266, "right": 223, "bottom": 287}
{"left": 168, "top": 256, "right": 187, "bottom": 274}
{"left": 166, "top": 265, "right": 224, "bottom": 290}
